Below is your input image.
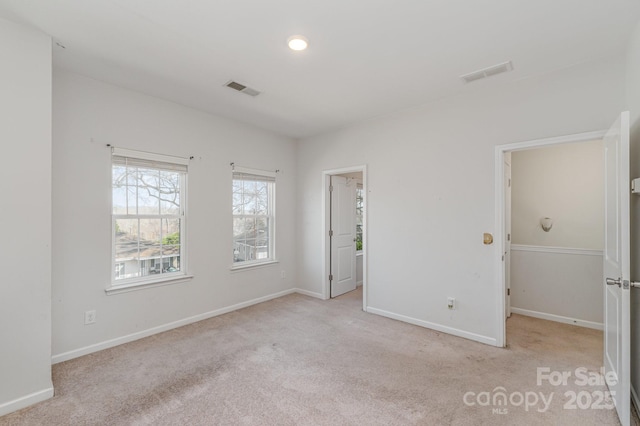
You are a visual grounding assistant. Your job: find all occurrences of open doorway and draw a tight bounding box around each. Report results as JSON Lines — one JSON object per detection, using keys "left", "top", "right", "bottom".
{"left": 322, "top": 166, "right": 367, "bottom": 311}
{"left": 495, "top": 130, "right": 607, "bottom": 347}
{"left": 507, "top": 140, "right": 605, "bottom": 331}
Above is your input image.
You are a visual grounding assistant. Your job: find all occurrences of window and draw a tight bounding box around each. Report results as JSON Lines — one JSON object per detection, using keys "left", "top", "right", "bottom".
{"left": 232, "top": 168, "right": 276, "bottom": 267}
{"left": 356, "top": 184, "right": 364, "bottom": 252}
{"left": 110, "top": 148, "right": 188, "bottom": 289}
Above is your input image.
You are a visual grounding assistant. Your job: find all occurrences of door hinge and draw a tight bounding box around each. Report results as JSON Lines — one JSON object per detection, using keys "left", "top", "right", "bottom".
{"left": 329, "top": 274, "right": 333, "bottom": 281}
{"left": 502, "top": 255, "right": 505, "bottom": 261}
{"left": 329, "top": 185, "right": 334, "bottom": 192}
{"left": 507, "top": 288, "right": 510, "bottom": 296}
{"left": 508, "top": 178, "right": 511, "bottom": 188}
{"left": 507, "top": 233, "right": 511, "bottom": 241}
{"left": 329, "top": 230, "right": 334, "bottom": 237}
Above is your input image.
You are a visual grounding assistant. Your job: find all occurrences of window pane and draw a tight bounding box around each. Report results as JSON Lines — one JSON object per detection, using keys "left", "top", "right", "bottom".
{"left": 162, "top": 246, "right": 180, "bottom": 273}
{"left": 114, "top": 262, "right": 125, "bottom": 279}
{"left": 126, "top": 168, "right": 138, "bottom": 215}
{"left": 232, "top": 180, "right": 243, "bottom": 214}
{"left": 233, "top": 217, "right": 259, "bottom": 262}
{"left": 161, "top": 219, "right": 181, "bottom": 245}
{"left": 255, "top": 217, "right": 269, "bottom": 238}
{"left": 159, "top": 170, "right": 180, "bottom": 215}
{"left": 139, "top": 243, "right": 161, "bottom": 262}
{"left": 243, "top": 180, "right": 257, "bottom": 214}
{"left": 139, "top": 218, "right": 161, "bottom": 243}
{"left": 244, "top": 194, "right": 257, "bottom": 215}
{"left": 255, "top": 182, "right": 268, "bottom": 214}
{"left": 115, "top": 218, "right": 138, "bottom": 241}
{"left": 233, "top": 217, "right": 256, "bottom": 239}
{"left": 112, "top": 166, "right": 128, "bottom": 214}
{"left": 136, "top": 168, "right": 160, "bottom": 214}
{"left": 114, "top": 250, "right": 140, "bottom": 280}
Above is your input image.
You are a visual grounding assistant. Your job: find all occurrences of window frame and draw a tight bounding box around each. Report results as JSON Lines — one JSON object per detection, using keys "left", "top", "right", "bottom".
{"left": 231, "top": 166, "right": 277, "bottom": 270}
{"left": 107, "top": 147, "right": 190, "bottom": 294}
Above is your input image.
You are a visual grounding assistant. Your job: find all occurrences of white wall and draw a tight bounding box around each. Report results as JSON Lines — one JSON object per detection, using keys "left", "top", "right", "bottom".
{"left": 626, "top": 19, "right": 640, "bottom": 409}
{"left": 510, "top": 247, "right": 603, "bottom": 327}
{"left": 509, "top": 142, "right": 604, "bottom": 327}
{"left": 511, "top": 141, "right": 604, "bottom": 249}
{"left": 297, "top": 56, "right": 624, "bottom": 345}
{"left": 52, "top": 70, "right": 297, "bottom": 360}
{"left": 0, "top": 18, "right": 53, "bottom": 415}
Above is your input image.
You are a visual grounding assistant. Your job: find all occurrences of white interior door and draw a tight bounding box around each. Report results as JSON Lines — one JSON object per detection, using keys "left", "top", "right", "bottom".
{"left": 603, "top": 111, "right": 630, "bottom": 426}
{"left": 504, "top": 154, "right": 512, "bottom": 318}
{"left": 330, "top": 176, "right": 357, "bottom": 297}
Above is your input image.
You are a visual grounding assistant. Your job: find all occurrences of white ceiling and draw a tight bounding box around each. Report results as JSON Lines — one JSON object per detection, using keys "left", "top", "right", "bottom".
{"left": 1, "top": 0, "right": 639, "bottom": 138}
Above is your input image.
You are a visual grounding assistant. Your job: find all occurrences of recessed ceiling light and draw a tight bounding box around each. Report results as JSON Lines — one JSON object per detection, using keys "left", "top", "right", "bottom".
{"left": 287, "top": 35, "right": 308, "bottom": 51}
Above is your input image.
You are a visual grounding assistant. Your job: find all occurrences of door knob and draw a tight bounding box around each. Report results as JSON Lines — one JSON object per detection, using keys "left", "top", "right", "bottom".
{"left": 606, "top": 277, "right": 622, "bottom": 287}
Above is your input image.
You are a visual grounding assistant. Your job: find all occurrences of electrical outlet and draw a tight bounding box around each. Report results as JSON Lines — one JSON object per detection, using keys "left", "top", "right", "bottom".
{"left": 281, "top": 270, "right": 286, "bottom": 279}
{"left": 84, "top": 310, "right": 96, "bottom": 325}
{"left": 447, "top": 297, "right": 455, "bottom": 310}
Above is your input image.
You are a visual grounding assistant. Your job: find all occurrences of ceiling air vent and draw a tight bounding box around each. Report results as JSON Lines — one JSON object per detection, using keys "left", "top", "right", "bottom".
{"left": 225, "top": 80, "right": 261, "bottom": 97}
{"left": 460, "top": 61, "right": 513, "bottom": 84}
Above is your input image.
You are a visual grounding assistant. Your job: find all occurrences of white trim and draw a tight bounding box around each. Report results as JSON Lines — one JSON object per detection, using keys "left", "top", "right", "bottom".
{"left": 495, "top": 129, "right": 607, "bottom": 347}
{"left": 499, "top": 130, "right": 607, "bottom": 153}
{"left": 52, "top": 289, "right": 296, "bottom": 364}
{"left": 230, "top": 260, "right": 279, "bottom": 272}
{"left": 510, "top": 307, "right": 603, "bottom": 331}
{"left": 0, "top": 387, "right": 54, "bottom": 417}
{"left": 367, "top": 307, "right": 497, "bottom": 346}
{"left": 232, "top": 165, "right": 277, "bottom": 178}
{"left": 510, "top": 244, "right": 603, "bottom": 257}
{"left": 112, "top": 146, "right": 190, "bottom": 165}
{"left": 322, "top": 165, "right": 368, "bottom": 310}
{"left": 105, "top": 275, "right": 194, "bottom": 295}
{"left": 294, "top": 288, "right": 324, "bottom": 299}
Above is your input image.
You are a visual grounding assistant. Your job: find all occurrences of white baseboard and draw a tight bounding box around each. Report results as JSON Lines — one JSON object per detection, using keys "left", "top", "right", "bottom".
{"left": 366, "top": 307, "right": 497, "bottom": 346}
{"left": 52, "top": 289, "right": 297, "bottom": 364}
{"left": 0, "top": 387, "right": 54, "bottom": 417}
{"left": 510, "top": 307, "right": 603, "bottom": 331}
{"left": 356, "top": 281, "right": 363, "bottom": 287}
{"left": 294, "top": 288, "right": 325, "bottom": 299}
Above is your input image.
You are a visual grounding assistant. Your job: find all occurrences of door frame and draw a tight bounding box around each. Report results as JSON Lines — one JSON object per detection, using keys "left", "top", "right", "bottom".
{"left": 322, "top": 165, "right": 368, "bottom": 310}
{"left": 494, "top": 130, "right": 606, "bottom": 347}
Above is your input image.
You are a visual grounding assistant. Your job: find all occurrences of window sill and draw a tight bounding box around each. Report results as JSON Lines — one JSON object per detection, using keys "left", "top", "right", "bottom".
{"left": 356, "top": 251, "right": 363, "bottom": 257}
{"left": 230, "top": 260, "right": 279, "bottom": 272}
{"left": 105, "top": 274, "right": 194, "bottom": 295}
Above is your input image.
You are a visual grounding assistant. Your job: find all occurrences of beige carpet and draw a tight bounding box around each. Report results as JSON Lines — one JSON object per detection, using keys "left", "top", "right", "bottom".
{"left": 0, "top": 288, "right": 632, "bottom": 425}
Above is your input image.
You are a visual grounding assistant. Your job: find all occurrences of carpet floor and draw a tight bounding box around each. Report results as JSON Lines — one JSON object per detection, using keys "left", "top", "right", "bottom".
{"left": 0, "top": 287, "right": 633, "bottom": 425}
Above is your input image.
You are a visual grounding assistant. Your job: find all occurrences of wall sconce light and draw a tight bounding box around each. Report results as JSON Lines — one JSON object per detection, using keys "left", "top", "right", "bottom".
{"left": 540, "top": 217, "right": 553, "bottom": 232}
